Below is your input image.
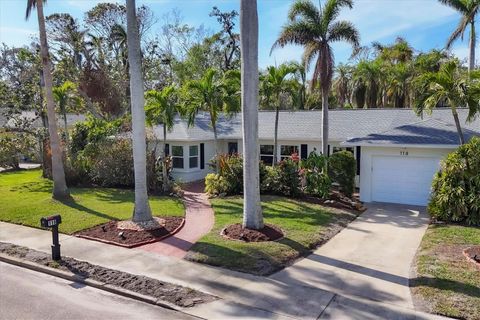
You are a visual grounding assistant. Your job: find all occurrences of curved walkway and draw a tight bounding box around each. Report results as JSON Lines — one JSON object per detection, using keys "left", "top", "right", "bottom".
{"left": 138, "top": 181, "right": 214, "bottom": 258}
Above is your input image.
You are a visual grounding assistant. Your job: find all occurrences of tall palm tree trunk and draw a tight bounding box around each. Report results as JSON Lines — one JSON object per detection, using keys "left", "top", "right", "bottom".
{"left": 469, "top": 20, "right": 476, "bottom": 72}
{"left": 273, "top": 105, "right": 279, "bottom": 165}
{"left": 212, "top": 121, "right": 219, "bottom": 173}
{"left": 63, "top": 111, "right": 69, "bottom": 145}
{"left": 126, "top": 0, "right": 152, "bottom": 222}
{"left": 321, "top": 87, "right": 329, "bottom": 156}
{"left": 36, "top": 0, "right": 69, "bottom": 199}
{"left": 241, "top": 0, "right": 263, "bottom": 230}
{"left": 452, "top": 108, "right": 466, "bottom": 144}
{"left": 162, "top": 125, "right": 168, "bottom": 193}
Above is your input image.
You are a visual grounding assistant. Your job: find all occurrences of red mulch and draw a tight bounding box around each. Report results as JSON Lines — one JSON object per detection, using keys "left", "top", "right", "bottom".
{"left": 75, "top": 217, "right": 184, "bottom": 248}
{"left": 222, "top": 223, "right": 284, "bottom": 242}
{"left": 464, "top": 246, "right": 480, "bottom": 266}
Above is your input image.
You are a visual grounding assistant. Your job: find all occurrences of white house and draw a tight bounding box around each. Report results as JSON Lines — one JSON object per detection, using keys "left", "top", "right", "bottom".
{"left": 152, "top": 108, "right": 479, "bottom": 206}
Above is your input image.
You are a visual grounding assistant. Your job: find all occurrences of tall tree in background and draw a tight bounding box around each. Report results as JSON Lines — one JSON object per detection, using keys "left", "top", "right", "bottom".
{"left": 262, "top": 64, "right": 297, "bottom": 164}
{"left": 272, "top": 0, "right": 359, "bottom": 156}
{"left": 145, "top": 86, "right": 181, "bottom": 192}
{"left": 126, "top": 0, "right": 152, "bottom": 222}
{"left": 52, "top": 80, "right": 80, "bottom": 145}
{"left": 240, "top": 0, "right": 263, "bottom": 230}
{"left": 26, "top": 0, "right": 70, "bottom": 199}
{"left": 414, "top": 60, "right": 480, "bottom": 144}
{"left": 440, "top": 0, "right": 478, "bottom": 72}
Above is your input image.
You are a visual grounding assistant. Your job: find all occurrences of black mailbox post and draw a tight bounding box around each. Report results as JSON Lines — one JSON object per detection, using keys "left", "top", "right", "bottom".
{"left": 40, "top": 215, "right": 62, "bottom": 260}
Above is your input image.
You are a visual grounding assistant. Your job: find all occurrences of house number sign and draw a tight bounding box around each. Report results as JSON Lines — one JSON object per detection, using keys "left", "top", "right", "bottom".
{"left": 400, "top": 151, "right": 409, "bottom": 156}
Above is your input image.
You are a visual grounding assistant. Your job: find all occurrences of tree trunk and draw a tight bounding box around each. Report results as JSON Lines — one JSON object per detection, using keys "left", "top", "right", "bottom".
{"left": 162, "top": 125, "right": 168, "bottom": 193}
{"left": 212, "top": 122, "right": 219, "bottom": 173}
{"left": 273, "top": 104, "right": 279, "bottom": 166}
{"left": 240, "top": 0, "right": 263, "bottom": 230}
{"left": 126, "top": 0, "right": 152, "bottom": 222}
{"left": 63, "top": 111, "right": 69, "bottom": 147}
{"left": 469, "top": 20, "right": 476, "bottom": 73}
{"left": 36, "top": 0, "right": 69, "bottom": 199}
{"left": 452, "top": 108, "right": 465, "bottom": 145}
{"left": 321, "top": 87, "right": 329, "bottom": 156}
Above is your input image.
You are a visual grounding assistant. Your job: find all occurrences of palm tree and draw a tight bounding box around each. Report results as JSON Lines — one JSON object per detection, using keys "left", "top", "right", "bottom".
{"left": 289, "top": 60, "right": 308, "bottom": 109}
{"left": 240, "top": 0, "right": 263, "bottom": 230}
{"left": 183, "top": 68, "right": 240, "bottom": 162}
{"left": 333, "top": 63, "right": 352, "bottom": 108}
{"left": 439, "top": 0, "right": 478, "bottom": 72}
{"left": 262, "top": 64, "right": 297, "bottom": 164}
{"left": 26, "top": 0, "right": 69, "bottom": 199}
{"left": 414, "top": 59, "right": 480, "bottom": 144}
{"left": 145, "top": 86, "right": 181, "bottom": 192}
{"left": 272, "top": 0, "right": 360, "bottom": 156}
{"left": 126, "top": 0, "right": 152, "bottom": 222}
{"left": 53, "top": 81, "right": 79, "bottom": 145}
{"left": 353, "top": 60, "right": 381, "bottom": 108}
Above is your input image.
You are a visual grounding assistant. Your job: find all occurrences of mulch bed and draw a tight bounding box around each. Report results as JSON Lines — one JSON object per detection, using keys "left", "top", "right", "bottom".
{"left": 75, "top": 217, "right": 184, "bottom": 248}
{"left": 222, "top": 223, "right": 284, "bottom": 242}
{"left": 463, "top": 246, "right": 480, "bottom": 269}
{"left": 0, "top": 242, "right": 217, "bottom": 308}
{"left": 302, "top": 190, "right": 366, "bottom": 213}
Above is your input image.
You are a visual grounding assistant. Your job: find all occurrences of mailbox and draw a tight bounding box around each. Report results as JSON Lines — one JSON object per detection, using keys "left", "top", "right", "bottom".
{"left": 40, "top": 214, "right": 62, "bottom": 260}
{"left": 40, "top": 215, "right": 62, "bottom": 228}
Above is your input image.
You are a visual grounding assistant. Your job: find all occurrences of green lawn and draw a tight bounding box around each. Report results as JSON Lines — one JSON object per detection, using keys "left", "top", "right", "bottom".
{"left": 186, "top": 196, "right": 357, "bottom": 275}
{"left": 0, "top": 169, "right": 184, "bottom": 234}
{"left": 411, "top": 224, "right": 480, "bottom": 320}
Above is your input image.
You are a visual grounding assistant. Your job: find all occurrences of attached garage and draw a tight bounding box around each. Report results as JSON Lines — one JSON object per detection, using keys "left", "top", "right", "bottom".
{"left": 370, "top": 155, "right": 441, "bottom": 205}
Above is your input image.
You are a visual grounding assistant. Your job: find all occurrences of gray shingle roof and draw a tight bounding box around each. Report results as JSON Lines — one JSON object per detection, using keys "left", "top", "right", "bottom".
{"left": 153, "top": 108, "right": 480, "bottom": 144}
{"left": 343, "top": 118, "right": 479, "bottom": 146}
{"left": 0, "top": 110, "right": 86, "bottom": 129}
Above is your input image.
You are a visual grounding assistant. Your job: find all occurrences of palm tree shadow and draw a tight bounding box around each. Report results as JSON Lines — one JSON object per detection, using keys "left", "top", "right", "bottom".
{"left": 59, "top": 198, "right": 118, "bottom": 221}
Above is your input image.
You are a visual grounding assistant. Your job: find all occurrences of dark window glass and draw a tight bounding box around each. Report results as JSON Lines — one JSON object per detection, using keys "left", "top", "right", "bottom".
{"left": 172, "top": 146, "right": 183, "bottom": 157}
{"left": 261, "top": 156, "right": 273, "bottom": 165}
{"left": 260, "top": 145, "right": 274, "bottom": 155}
{"left": 280, "top": 145, "right": 299, "bottom": 156}
{"left": 173, "top": 157, "right": 184, "bottom": 168}
{"left": 189, "top": 157, "right": 198, "bottom": 168}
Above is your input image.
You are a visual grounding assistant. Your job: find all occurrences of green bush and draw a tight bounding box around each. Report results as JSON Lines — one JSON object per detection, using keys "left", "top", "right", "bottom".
{"left": 263, "top": 159, "right": 302, "bottom": 197}
{"left": 0, "top": 133, "right": 35, "bottom": 170}
{"left": 328, "top": 151, "right": 356, "bottom": 197}
{"left": 205, "top": 173, "right": 230, "bottom": 196}
{"left": 428, "top": 137, "right": 480, "bottom": 226}
{"left": 217, "top": 153, "right": 243, "bottom": 194}
{"left": 301, "top": 151, "right": 331, "bottom": 198}
{"left": 88, "top": 138, "right": 135, "bottom": 187}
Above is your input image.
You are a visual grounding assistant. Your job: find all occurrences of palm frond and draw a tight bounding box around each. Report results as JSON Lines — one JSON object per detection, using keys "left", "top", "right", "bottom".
{"left": 271, "top": 21, "right": 317, "bottom": 54}
{"left": 288, "top": 0, "right": 320, "bottom": 24}
{"left": 438, "top": 0, "right": 469, "bottom": 14}
{"left": 321, "top": 0, "right": 354, "bottom": 33}
{"left": 328, "top": 20, "right": 360, "bottom": 49}
{"left": 446, "top": 16, "right": 469, "bottom": 48}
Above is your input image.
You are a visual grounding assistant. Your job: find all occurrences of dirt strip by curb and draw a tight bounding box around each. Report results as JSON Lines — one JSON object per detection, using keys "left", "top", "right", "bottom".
{"left": 0, "top": 253, "right": 204, "bottom": 319}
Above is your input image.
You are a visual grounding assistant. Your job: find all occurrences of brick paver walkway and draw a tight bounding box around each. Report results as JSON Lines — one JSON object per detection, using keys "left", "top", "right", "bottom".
{"left": 138, "top": 181, "right": 215, "bottom": 258}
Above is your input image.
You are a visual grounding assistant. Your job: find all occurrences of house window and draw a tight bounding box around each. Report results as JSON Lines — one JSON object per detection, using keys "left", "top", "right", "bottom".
{"left": 189, "top": 145, "right": 199, "bottom": 168}
{"left": 280, "top": 145, "right": 299, "bottom": 161}
{"left": 332, "top": 146, "right": 354, "bottom": 154}
{"left": 172, "top": 146, "right": 184, "bottom": 169}
{"left": 228, "top": 142, "right": 238, "bottom": 154}
{"left": 260, "top": 144, "right": 274, "bottom": 165}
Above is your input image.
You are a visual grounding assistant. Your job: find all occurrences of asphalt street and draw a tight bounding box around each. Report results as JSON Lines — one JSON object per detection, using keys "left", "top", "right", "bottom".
{"left": 0, "top": 262, "right": 198, "bottom": 320}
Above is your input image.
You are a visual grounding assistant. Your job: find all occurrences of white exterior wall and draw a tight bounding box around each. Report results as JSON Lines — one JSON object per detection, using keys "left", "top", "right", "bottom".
{"left": 166, "top": 140, "right": 216, "bottom": 183}
{"left": 359, "top": 146, "right": 452, "bottom": 203}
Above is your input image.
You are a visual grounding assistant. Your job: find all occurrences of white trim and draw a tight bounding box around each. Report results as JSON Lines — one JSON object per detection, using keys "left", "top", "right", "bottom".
{"left": 341, "top": 142, "right": 460, "bottom": 149}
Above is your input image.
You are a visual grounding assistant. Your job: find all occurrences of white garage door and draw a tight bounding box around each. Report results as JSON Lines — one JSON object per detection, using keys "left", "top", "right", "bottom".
{"left": 371, "top": 156, "right": 441, "bottom": 206}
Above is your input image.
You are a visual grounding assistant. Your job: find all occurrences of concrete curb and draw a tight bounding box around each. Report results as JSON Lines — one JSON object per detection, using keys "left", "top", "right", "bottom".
{"left": 0, "top": 253, "right": 198, "bottom": 315}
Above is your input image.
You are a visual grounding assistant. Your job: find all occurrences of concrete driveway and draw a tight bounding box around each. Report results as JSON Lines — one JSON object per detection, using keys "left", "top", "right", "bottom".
{"left": 270, "top": 202, "right": 430, "bottom": 310}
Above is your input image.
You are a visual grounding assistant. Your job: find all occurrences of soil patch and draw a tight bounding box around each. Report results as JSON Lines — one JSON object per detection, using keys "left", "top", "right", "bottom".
{"left": 75, "top": 217, "right": 184, "bottom": 248}
{"left": 302, "top": 190, "right": 366, "bottom": 213}
{"left": 464, "top": 246, "right": 480, "bottom": 269}
{"left": 0, "top": 242, "right": 217, "bottom": 308}
{"left": 222, "top": 223, "right": 284, "bottom": 242}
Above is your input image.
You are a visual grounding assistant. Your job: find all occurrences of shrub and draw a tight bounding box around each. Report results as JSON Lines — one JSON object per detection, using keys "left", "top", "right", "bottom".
{"left": 217, "top": 153, "right": 243, "bottom": 194}
{"left": 328, "top": 151, "right": 356, "bottom": 197}
{"left": 205, "top": 173, "right": 229, "bottom": 196}
{"left": 0, "top": 133, "right": 35, "bottom": 170}
{"left": 263, "top": 159, "right": 302, "bottom": 197}
{"left": 88, "top": 138, "right": 135, "bottom": 187}
{"left": 428, "top": 137, "right": 480, "bottom": 226}
{"left": 300, "top": 151, "right": 331, "bottom": 198}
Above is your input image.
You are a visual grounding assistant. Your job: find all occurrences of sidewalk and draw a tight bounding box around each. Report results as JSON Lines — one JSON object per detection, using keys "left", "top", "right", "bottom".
{"left": 0, "top": 220, "right": 446, "bottom": 320}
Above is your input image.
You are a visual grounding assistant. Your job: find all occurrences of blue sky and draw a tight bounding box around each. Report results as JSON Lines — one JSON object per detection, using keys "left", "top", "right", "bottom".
{"left": 0, "top": 0, "right": 477, "bottom": 69}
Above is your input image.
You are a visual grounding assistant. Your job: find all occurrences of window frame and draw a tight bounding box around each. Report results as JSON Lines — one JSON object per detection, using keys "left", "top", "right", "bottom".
{"left": 171, "top": 145, "right": 184, "bottom": 169}
{"left": 280, "top": 144, "right": 299, "bottom": 161}
{"left": 260, "top": 144, "right": 274, "bottom": 165}
{"left": 189, "top": 145, "right": 199, "bottom": 169}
